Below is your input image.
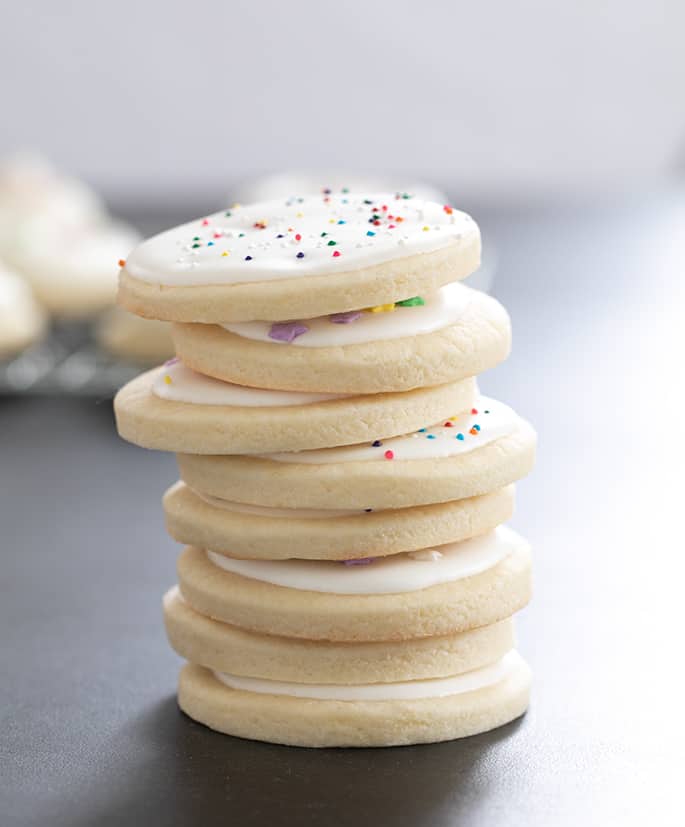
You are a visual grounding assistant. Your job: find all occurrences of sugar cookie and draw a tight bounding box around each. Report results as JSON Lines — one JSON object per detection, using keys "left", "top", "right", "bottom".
{"left": 163, "top": 481, "right": 514, "bottom": 561}
{"left": 177, "top": 654, "right": 531, "bottom": 747}
{"left": 114, "top": 363, "right": 476, "bottom": 454}
{"left": 176, "top": 396, "right": 535, "bottom": 508}
{"left": 118, "top": 194, "right": 480, "bottom": 323}
{"left": 177, "top": 530, "right": 531, "bottom": 641}
{"left": 170, "top": 282, "right": 510, "bottom": 393}
{"left": 164, "top": 587, "right": 515, "bottom": 684}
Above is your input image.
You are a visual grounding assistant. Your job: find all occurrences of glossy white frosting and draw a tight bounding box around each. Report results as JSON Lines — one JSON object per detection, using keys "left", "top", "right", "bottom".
{"left": 125, "top": 193, "right": 478, "bottom": 285}
{"left": 206, "top": 526, "right": 523, "bottom": 594}
{"left": 214, "top": 650, "right": 522, "bottom": 700}
{"left": 195, "top": 490, "right": 363, "bottom": 519}
{"left": 264, "top": 395, "right": 518, "bottom": 463}
{"left": 151, "top": 361, "right": 348, "bottom": 406}
{"left": 221, "top": 281, "right": 473, "bottom": 347}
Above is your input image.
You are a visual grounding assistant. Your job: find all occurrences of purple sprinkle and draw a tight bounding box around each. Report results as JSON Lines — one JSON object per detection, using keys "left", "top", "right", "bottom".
{"left": 330, "top": 310, "right": 362, "bottom": 324}
{"left": 343, "top": 558, "right": 375, "bottom": 566}
{"left": 364, "top": 508, "right": 373, "bottom": 513}
{"left": 268, "top": 321, "right": 309, "bottom": 343}
{"left": 296, "top": 251, "right": 305, "bottom": 258}
{"left": 245, "top": 255, "right": 253, "bottom": 261}
{"left": 372, "top": 440, "right": 382, "bottom": 447}
{"left": 164, "top": 357, "right": 180, "bottom": 366}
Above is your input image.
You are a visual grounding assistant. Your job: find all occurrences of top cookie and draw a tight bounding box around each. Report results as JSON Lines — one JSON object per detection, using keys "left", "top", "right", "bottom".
{"left": 118, "top": 193, "right": 480, "bottom": 323}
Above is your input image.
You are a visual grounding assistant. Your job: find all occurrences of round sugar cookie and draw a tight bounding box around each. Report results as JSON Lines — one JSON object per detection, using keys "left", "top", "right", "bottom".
{"left": 96, "top": 306, "right": 174, "bottom": 365}
{"left": 164, "top": 588, "right": 515, "bottom": 684}
{"left": 177, "top": 654, "right": 531, "bottom": 747}
{"left": 163, "top": 481, "right": 514, "bottom": 561}
{"left": 177, "top": 533, "right": 532, "bottom": 642}
{"left": 170, "top": 283, "right": 510, "bottom": 394}
{"left": 114, "top": 363, "right": 476, "bottom": 455}
{"left": 0, "top": 263, "right": 46, "bottom": 357}
{"left": 177, "top": 395, "right": 536, "bottom": 509}
{"left": 118, "top": 194, "right": 480, "bottom": 323}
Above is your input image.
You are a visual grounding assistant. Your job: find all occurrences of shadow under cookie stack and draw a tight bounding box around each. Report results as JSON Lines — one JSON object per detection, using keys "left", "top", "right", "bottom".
{"left": 114, "top": 192, "right": 536, "bottom": 748}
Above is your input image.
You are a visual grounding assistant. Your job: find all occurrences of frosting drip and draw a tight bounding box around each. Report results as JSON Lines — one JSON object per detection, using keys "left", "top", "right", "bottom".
{"left": 264, "top": 395, "right": 518, "bottom": 463}
{"left": 125, "top": 193, "right": 478, "bottom": 286}
{"left": 221, "top": 281, "right": 473, "bottom": 348}
{"left": 214, "top": 651, "right": 522, "bottom": 700}
{"left": 151, "top": 361, "right": 348, "bottom": 407}
{"left": 206, "top": 526, "right": 523, "bottom": 594}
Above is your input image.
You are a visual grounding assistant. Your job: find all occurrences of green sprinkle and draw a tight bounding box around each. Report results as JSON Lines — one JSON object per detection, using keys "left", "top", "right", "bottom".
{"left": 396, "top": 296, "right": 425, "bottom": 307}
{"left": 191, "top": 243, "right": 200, "bottom": 248}
{"left": 327, "top": 240, "right": 337, "bottom": 246}
{"left": 320, "top": 232, "right": 328, "bottom": 237}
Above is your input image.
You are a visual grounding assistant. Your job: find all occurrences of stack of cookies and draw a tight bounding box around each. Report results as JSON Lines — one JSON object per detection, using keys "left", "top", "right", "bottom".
{"left": 114, "top": 192, "right": 536, "bottom": 747}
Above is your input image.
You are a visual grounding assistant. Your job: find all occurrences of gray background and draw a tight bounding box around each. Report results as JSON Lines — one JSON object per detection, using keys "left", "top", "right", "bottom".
{"left": 2, "top": 1, "right": 684, "bottom": 202}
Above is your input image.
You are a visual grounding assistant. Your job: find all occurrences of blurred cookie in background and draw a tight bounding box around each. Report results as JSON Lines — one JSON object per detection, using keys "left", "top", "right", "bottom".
{"left": 0, "top": 152, "right": 139, "bottom": 318}
{"left": 0, "top": 261, "right": 46, "bottom": 358}
{"left": 232, "top": 170, "right": 447, "bottom": 205}
{"left": 96, "top": 306, "right": 174, "bottom": 365}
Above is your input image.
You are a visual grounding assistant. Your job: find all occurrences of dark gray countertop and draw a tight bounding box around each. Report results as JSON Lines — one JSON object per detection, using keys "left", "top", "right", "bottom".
{"left": 2, "top": 191, "right": 682, "bottom": 826}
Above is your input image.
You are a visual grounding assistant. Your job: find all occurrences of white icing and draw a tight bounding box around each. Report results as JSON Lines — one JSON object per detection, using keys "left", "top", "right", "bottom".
{"left": 151, "top": 361, "right": 348, "bottom": 407}
{"left": 194, "top": 490, "right": 364, "bottom": 519}
{"left": 206, "top": 526, "right": 523, "bottom": 594}
{"left": 221, "top": 281, "right": 472, "bottom": 348}
{"left": 214, "top": 651, "right": 522, "bottom": 701}
{"left": 264, "top": 395, "right": 518, "bottom": 463}
{"left": 125, "top": 193, "right": 478, "bottom": 286}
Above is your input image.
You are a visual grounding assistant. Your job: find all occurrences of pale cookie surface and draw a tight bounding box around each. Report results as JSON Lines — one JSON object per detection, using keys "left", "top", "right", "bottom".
{"left": 164, "top": 588, "right": 515, "bottom": 683}
{"left": 118, "top": 193, "right": 480, "bottom": 322}
{"left": 0, "top": 263, "right": 45, "bottom": 357}
{"left": 171, "top": 283, "right": 510, "bottom": 394}
{"left": 177, "top": 537, "right": 532, "bottom": 641}
{"left": 96, "top": 306, "right": 174, "bottom": 365}
{"left": 114, "top": 365, "right": 476, "bottom": 455}
{"left": 176, "top": 404, "right": 536, "bottom": 509}
{"left": 177, "top": 655, "right": 531, "bottom": 747}
{"left": 163, "top": 481, "right": 514, "bottom": 561}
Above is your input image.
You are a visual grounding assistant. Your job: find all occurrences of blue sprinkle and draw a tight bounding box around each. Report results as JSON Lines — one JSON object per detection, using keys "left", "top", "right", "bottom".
{"left": 456, "top": 433, "right": 465, "bottom": 440}
{"left": 372, "top": 440, "right": 382, "bottom": 447}
{"left": 207, "top": 241, "right": 214, "bottom": 246}
{"left": 426, "top": 434, "right": 436, "bottom": 439}
{"left": 338, "top": 220, "right": 346, "bottom": 224}
{"left": 418, "top": 428, "right": 426, "bottom": 433}
{"left": 366, "top": 231, "right": 376, "bottom": 236}
{"left": 474, "top": 424, "right": 481, "bottom": 431}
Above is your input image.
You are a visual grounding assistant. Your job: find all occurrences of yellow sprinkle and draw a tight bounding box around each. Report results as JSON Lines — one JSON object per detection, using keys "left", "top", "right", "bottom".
{"left": 329, "top": 218, "right": 336, "bottom": 223}
{"left": 221, "top": 250, "right": 230, "bottom": 257}
{"left": 232, "top": 202, "right": 241, "bottom": 209}
{"left": 164, "top": 375, "right": 172, "bottom": 385}
{"left": 368, "top": 303, "right": 396, "bottom": 313}
{"left": 422, "top": 226, "right": 430, "bottom": 231}
{"left": 296, "top": 211, "right": 304, "bottom": 218}
{"left": 449, "top": 415, "right": 458, "bottom": 421}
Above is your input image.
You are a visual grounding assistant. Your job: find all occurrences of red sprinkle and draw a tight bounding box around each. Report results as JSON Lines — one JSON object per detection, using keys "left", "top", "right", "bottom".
{"left": 118, "top": 259, "right": 126, "bottom": 267}
{"left": 295, "top": 233, "right": 302, "bottom": 241}
{"left": 444, "top": 421, "right": 453, "bottom": 427}
{"left": 201, "top": 219, "right": 210, "bottom": 225}
{"left": 213, "top": 232, "right": 222, "bottom": 238}
{"left": 384, "top": 450, "right": 394, "bottom": 460}
{"left": 471, "top": 408, "right": 478, "bottom": 414}
{"left": 332, "top": 250, "right": 341, "bottom": 257}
